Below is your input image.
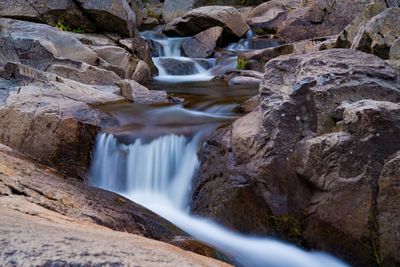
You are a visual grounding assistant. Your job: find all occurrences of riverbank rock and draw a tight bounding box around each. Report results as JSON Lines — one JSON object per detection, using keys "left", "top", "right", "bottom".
{"left": 163, "top": 6, "right": 249, "bottom": 43}
{"left": 246, "top": 1, "right": 288, "bottom": 34}
{"left": 0, "top": 0, "right": 140, "bottom": 37}
{"left": 192, "top": 49, "right": 400, "bottom": 266}
{"left": 338, "top": 6, "right": 400, "bottom": 60}
{"left": 275, "top": 0, "right": 368, "bottom": 42}
{"left": 182, "top": 27, "right": 223, "bottom": 58}
{"left": 0, "top": 17, "right": 160, "bottom": 177}
{"left": 237, "top": 35, "right": 337, "bottom": 72}
{"left": 0, "top": 144, "right": 229, "bottom": 267}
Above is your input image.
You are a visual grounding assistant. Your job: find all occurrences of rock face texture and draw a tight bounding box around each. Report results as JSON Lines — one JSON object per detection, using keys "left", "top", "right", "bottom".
{"left": 0, "top": 145, "right": 229, "bottom": 267}
{"left": 0, "top": 0, "right": 139, "bottom": 37}
{"left": 192, "top": 49, "right": 400, "bottom": 266}
{"left": 237, "top": 35, "right": 337, "bottom": 72}
{"left": 163, "top": 6, "right": 249, "bottom": 43}
{"left": 0, "top": 17, "right": 159, "bottom": 178}
{"left": 275, "top": 0, "right": 368, "bottom": 42}
{"left": 182, "top": 26, "right": 223, "bottom": 58}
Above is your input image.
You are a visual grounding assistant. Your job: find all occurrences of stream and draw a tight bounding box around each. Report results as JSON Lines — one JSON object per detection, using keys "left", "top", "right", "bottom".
{"left": 89, "top": 30, "right": 349, "bottom": 267}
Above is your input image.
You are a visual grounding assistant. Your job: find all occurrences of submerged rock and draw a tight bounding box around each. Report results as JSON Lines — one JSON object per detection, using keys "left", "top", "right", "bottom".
{"left": 192, "top": 49, "right": 400, "bottom": 266}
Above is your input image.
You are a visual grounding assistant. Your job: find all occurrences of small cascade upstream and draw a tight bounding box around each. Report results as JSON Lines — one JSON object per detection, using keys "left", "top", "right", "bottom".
{"left": 141, "top": 31, "right": 237, "bottom": 83}
{"left": 90, "top": 30, "right": 349, "bottom": 267}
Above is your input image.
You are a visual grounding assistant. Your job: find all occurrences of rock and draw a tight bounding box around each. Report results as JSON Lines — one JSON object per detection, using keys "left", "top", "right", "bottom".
{"left": 238, "top": 35, "right": 337, "bottom": 72}
{"left": 0, "top": 63, "right": 123, "bottom": 178}
{"left": 0, "top": 207, "right": 228, "bottom": 267}
{"left": 75, "top": 0, "right": 138, "bottom": 37}
{"left": 390, "top": 38, "right": 400, "bottom": 59}
{"left": 155, "top": 58, "right": 200, "bottom": 75}
{"left": 377, "top": 152, "right": 400, "bottom": 266}
{"left": 192, "top": 49, "right": 400, "bottom": 266}
{"left": 117, "top": 79, "right": 170, "bottom": 103}
{"left": 228, "top": 76, "right": 261, "bottom": 87}
{"left": 238, "top": 7, "right": 253, "bottom": 21}
{"left": 0, "top": 18, "right": 99, "bottom": 69}
{"left": 350, "top": 8, "right": 400, "bottom": 59}
{"left": 163, "top": 6, "right": 249, "bottom": 43}
{"left": 0, "top": 0, "right": 96, "bottom": 33}
{"left": 276, "top": 0, "right": 368, "bottom": 42}
{"left": 247, "top": 1, "right": 288, "bottom": 34}
{"left": 182, "top": 27, "right": 223, "bottom": 58}
{"left": 0, "top": 144, "right": 183, "bottom": 241}
{"left": 163, "top": 0, "right": 198, "bottom": 23}
{"left": 92, "top": 45, "right": 139, "bottom": 78}
{"left": 336, "top": 0, "right": 399, "bottom": 49}
{"left": 0, "top": 144, "right": 230, "bottom": 266}
{"left": 131, "top": 60, "right": 152, "bottom": 84}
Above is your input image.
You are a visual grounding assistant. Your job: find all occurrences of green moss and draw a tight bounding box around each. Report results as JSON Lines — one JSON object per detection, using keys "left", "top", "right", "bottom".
{"left": 55, "top": 20, "right": 71, "bottom": 32}
{"left": 55, "top": 20, "right": 85, "bottom": 33}
{"left": 237, "top": 57, "right": 248, "bottom": 70}
{"left": 270, "top": 215, "right": 303, "bottom": 241}
{"left": 254, "top": 28, "right": 267, "bottom": 36}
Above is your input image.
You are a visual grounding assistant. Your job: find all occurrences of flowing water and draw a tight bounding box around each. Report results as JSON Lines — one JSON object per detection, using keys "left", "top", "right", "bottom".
{"left": 90, "top": 31, "right": 349, "bottom": 267}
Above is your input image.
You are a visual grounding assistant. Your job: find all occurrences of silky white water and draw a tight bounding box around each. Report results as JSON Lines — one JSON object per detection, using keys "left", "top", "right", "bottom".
{"left": 90, "top": 31, "right": 349, "bottom": 267}
{"left": 90, "top": 131, "right": 348, "bottom": 267}
{"left": 141, "top": 31, "right": 237, "bottom": 83}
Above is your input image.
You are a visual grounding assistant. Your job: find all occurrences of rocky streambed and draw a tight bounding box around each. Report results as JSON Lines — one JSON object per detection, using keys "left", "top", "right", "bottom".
{"left": 0, "top": 0, "right": 400, "bottom": 267}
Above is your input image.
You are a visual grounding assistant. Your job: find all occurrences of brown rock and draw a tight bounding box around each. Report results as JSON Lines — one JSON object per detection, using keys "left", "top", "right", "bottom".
{"left": 192, "top": 49, "right": 400, "bottom": 266}
{"left": 247, "top": 1, "right": 288, "bottom": 34}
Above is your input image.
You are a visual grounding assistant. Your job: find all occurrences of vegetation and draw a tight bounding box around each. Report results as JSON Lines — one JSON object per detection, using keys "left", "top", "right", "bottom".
{"left": 55, "top": 20, "right": 85, "bottom": 34}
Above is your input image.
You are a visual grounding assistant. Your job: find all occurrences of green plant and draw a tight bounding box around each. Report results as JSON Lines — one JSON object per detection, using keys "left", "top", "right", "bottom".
{"left": 73, "top": 27, "right": 85, "bottom": 34}
{"left": 55, "top": 20, "right": 71, "bottom": 32}
{"left": 255, "top": 28, "right": 267, "bottom": 36}
{"left": 237, "top": 57, "right": 248, "bottom": 70}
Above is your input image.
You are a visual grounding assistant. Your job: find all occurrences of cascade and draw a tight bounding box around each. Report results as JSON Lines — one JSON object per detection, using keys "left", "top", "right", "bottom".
{"left": 90, "top": 30, "right": 349, "bottom": 267}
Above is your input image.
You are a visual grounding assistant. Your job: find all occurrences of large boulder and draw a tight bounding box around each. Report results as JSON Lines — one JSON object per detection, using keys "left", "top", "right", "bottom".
{"left": 0, "top": 0, "right": 96, "bottom": 32}
{"left": 192, "top": 49, "right": 400, "bottom": 266}
{"left": 182, "top": 26, "right": 223, "bottom": 58}
{"left": 237, "top": 35, "right": 337, "bottom": 72}
{"left": 340, "top": 7, "right": 400, "bottom": 60}
{"left": 0, "top": 144, "right": 229, "bottom": 266}
{"left": 163, "top": 6, "right": 249, "bottom": 43}
{"left": 336, "top": 0, "right": 399, "bottom": 49}
{"left": 276, "top": 0, "right": 368, "bottom": 42}
{"left": 0, "top": 63, "right": 122, "bottom": 178}
{"left": 246, "top": 1, "right": 291, "bottom": 34}
{"left": 0, "top": 0, "right": 141, "bottom": 37}
{"left": 163, "top": 0, "right": 265, "bottom": 23}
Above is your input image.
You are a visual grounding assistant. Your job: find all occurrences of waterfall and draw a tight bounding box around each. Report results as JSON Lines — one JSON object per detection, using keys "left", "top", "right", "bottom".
{"left": 89, "top": 30, "right": 349, "bottom": 267}
{"left": 141, "top": 31, "right": 237, "bottom": 83}
{"left": 90, "top": 131, "right": 348, "bottom": 267}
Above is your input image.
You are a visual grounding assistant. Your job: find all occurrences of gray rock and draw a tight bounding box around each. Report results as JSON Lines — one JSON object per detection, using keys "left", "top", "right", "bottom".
{"left": 163, "top": 6, "right": 249, "bottom": 43}
{"left": 182, "top": 27, "right": 223, "bottom": 58}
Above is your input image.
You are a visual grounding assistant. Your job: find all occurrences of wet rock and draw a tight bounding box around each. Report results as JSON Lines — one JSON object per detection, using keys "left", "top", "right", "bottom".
{"left": 276, "top": 0, "right": 368, "bottom": 42}
{"left": 156, "top": 58, "right": 200, "bottom": 75}
{"left": 182, "top": 27, "right": 223, "bottom": 58}
{"left": 163, "top": 6, "right": 249, "bottom": 43}
{"left": 228, "top": 76, "right": 261, "bottom": 87}
{"left": 349, "top": 7, "right": 400, "bottom": 60}
{"left": 192, "top": 49, "right": 400, "bottom": 266}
